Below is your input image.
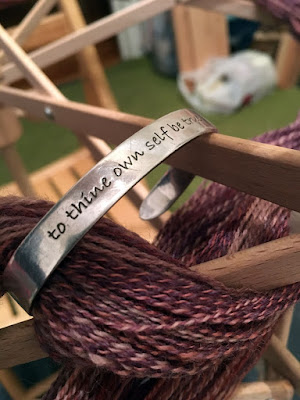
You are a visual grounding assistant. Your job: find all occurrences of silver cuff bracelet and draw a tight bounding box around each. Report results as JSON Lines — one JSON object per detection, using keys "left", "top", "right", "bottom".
{"left": 4, "top": 109, "right": 216, "bottom": 314}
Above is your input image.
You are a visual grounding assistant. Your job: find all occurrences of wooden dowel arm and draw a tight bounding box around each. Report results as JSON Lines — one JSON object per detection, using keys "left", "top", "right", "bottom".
{"left": 1, "top": 234, "right": 299, "bottom": 369}
{"left": 168, "top": 133, "right": 300, "bottom": 213}
{"left": 265, "top": 336, "right": 300, "bottom": 395}
{"left": 0, "top": 86, "right": 299, "bottom": 213}
{"left": 192, "top": 234, "right": 300, "bottom": 291}
{"left": 1, "top": 0, "right": 175, "bottom": 85}
{"left": 0, "top": 0, "right": 57, "bottom": 63}
{"left": 1, "top": 0, "right": 278, "bottom": 85}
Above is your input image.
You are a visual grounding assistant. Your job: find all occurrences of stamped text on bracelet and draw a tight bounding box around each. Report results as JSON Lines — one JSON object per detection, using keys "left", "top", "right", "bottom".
{"left": 5, "top": 109, "right": 216, "bottom": 313}
{"left": 48, "top": 115, "right": 203, "bottom": 240}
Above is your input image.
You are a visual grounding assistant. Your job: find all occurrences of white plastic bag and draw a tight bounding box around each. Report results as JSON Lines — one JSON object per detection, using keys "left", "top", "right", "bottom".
{"left": 178, "top": 50, "right": 277, "bottom": 114}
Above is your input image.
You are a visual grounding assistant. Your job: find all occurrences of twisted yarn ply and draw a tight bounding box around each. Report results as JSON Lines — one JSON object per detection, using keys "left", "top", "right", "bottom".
{"left": 0, "top": 112, "right": 300, "bottom": 399}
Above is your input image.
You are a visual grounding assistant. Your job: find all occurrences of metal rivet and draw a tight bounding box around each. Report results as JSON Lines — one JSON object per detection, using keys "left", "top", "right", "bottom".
{"left": 44, "top": 106, "right": 54, "bottom": 120}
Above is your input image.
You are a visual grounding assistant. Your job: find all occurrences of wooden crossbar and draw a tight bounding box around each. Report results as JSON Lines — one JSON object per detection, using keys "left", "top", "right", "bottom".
{"left": 232, "top": 380, "right": 294, "bottom": 400}
{"left": 1, "top": 0, "right": 278, "bottom": 85}
{"left": 1, "top": 234, "right": 300, "bottom": 371}
{"left": 0, "top": 86, "right": 299, "bottom": 213}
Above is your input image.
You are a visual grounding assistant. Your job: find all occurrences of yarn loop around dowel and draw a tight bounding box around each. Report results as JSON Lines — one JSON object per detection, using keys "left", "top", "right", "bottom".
{"left": 0, "top": 112, "right": 300, "bottom": 399}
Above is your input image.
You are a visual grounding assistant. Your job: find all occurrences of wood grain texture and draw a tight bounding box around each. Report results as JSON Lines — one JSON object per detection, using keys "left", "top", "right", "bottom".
{"left": 184, "top": 0, "right": 277, "bottom": 23}
{"left": 2, "top": 0, "right": 175, "bottom": 85}
{"left": 276, "top": 32, "right": 300, "bottom": 89}
{"left": 0, "top": 320, "right": 47, "bottom": 369}
{"left": 232, "top": 380, "right": 294, "bottom": 400}
{"left": 0, "top": 108, "right": 22, "bottom": 148}
{"left": 192, "top": 235, "right": 300, "bottom": 291}
{"left": 0, "top": 107, "right": 34, "bottom": 197}
{"left": 172, "top": 5, "right": 229, "bottom": 72}
{"left": 0, "top": 25, "right": 64, "bottom": 100}
{"left": 21, "top": 13, "right": 69, "bottom": 53}
{"left": 187, "top": 6, "right": 229, "bottom": 69}
{"left": 0, "top": 26, "right": 161, "bottom": 228}
{"left": 0, "top": 87, "right": 299, "bottom": 213}
{"left": 2, "top": 0, "right": 57, "bottom": 52}
{"left": 59, "top": 0, "right": 118, "bottom": 110}
{"left": 265, "top": 336, "right": 300, "bottom": 395}
{"left": 172, "top": 5, "right": 197, "bottom": 72}
{"left": 1, "top": 146, "right": 35, "bottom": 197}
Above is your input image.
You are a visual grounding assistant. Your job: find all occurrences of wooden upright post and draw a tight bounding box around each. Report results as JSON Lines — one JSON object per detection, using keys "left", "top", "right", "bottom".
{"left": 276, "top": 32, "right": 300, "bottom": 89}
{"left": 59, "top": 0, "right": 118, "bottom": 109}
{"left": 172, "top": 4, "right": 229, "bottom": 73}
{"left": 0, "top": 108, "right": 35, "bottom": 197}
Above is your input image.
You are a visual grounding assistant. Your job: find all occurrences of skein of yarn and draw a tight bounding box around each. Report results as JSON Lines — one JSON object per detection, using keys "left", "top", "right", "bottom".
{"left": 0, "top": 112, "right": 300, "bottom": 399}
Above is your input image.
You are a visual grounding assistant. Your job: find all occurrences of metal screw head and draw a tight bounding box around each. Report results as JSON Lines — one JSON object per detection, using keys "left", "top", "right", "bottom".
{"left": 44, "top": 106, "right": 54, "bottom": 120}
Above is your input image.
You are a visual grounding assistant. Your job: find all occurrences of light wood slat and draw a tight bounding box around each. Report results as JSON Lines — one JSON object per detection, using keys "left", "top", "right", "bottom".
{"left": 1, "top": 234, "right": 300, "bottom": 369}
{"left": 2, "top": 0, "right": 175, "bottom": 85}
{"left": 33, "top": 179, "right": 60, "bottom": 202}
{"left": 184, "top": 0, "right": 277, "bottom": 23}
{"left": 0, "top": 25, "right": 64, "bottom": 101}
{"left": 172, "top": 5, "right": 229, "bottom": 73}
{"left": 0, "top": 0, "right": 57, "bottom": 64}
{"left": 1, "top": 0, "right": 277, "bottom": 85}
{"left": 0, "top": 88, "right": 299, "bottom": 213}
{"left": 267, "top": 306, "right": 295, "bottom": 379}
{"left": 0, "top": 149, "right": 90, "bottom": 199}
{"left": 31, "top": 149, "right": 92, "bottom": 182}
{"left": 108, "top": 194, "right": 158, "bottom": 242}
{"left": 0, "top": 108, "right": 35, "bottom": 197}
{"left": 12, "top": 13, "right": 69, "bottom": 53}
{"left": 0, "top": 295, "right": 30, "bottom": 329}
{"left": 0, "top": 182, "right": 21, "bottom": 197}
{"left": 232, "top": 380, "right": 294, "bottom": 400}
{"left": 188, "top": 7, "right": 229, "bottom": 69}
{"left": 172, "top": 5, "right": 197, "bottom": 72}
{"left": 0, "top": 28, "right": 162, "bottom": 228}
{"left": 264, "top": 336, "right": 300, "bottom": 394}
{"left": 0, "top": 149, "right": 92, "bottom": 199}
{"left": 0, "top": 108, "right": 22, "bottom": 148}
{"left": 49, "top": 168, "right": 79, "bottom": 196}
{"left": 59, "top": 0, "right": 118, "bottom": 110}
{"left": 70, "top": 152, "right": 95, "bottom": 176}
{"left": 276, "top": 32, "right": 300, "bottom": 89}
{"left": 1, "top": 145, "right": 35, "bottom": 197}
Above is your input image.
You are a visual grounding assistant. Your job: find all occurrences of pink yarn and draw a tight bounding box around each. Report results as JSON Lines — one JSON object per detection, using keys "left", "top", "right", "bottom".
{"left": 0, "top": 112, "right": 299, "bottom": 399}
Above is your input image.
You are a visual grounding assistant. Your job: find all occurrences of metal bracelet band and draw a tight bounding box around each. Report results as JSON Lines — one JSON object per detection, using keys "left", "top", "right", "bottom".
{"left": 4, "top": 109, "right": 216, "bottom": 314}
